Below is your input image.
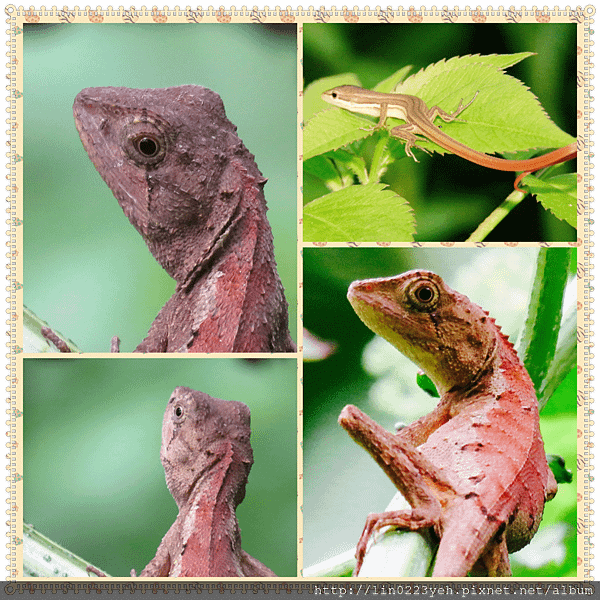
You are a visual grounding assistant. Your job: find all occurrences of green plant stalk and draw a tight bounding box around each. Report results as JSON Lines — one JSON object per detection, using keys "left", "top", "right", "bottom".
{"left": 368, "top": 133, "right": 391, "bottom": 183}
{"left": 517, "top": 248, "right": 575, "bottom": 408}
{"left": 346, "top": 155, "right": 370, "bottom": 185}
{"left": 517, "top": 248, "right": 571, "bottom": 405}
{"left": 23, "top": 523, "right": 106, "bottom": 577}
{"left": 303, "top": 549, "right": 356, "bottom": 578}
{"left": 304, "top": 493, "right": 434, "bottom": 578}
{"left": 539, "top": 308, "right": 576, "bottom": 408}
{"left": 352, "top": 493, "right": 435, "bottom": 577}
{"left": 466, "top": 189, "right": 525, "bottom": 242}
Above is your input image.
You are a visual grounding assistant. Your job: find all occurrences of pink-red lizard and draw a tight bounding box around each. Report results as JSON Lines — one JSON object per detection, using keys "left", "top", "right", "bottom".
{"left": 340, "top": 270, "right": 557, "bottom": 576}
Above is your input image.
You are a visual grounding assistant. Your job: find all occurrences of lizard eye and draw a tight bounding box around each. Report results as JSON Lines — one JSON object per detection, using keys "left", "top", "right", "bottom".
{"left": 123, "top": 120, "right": 168, "bottom": 166}
{"left": 135, "top": 135, "right": 160, "bottom": 158}
{"left": 415, "top": 284, "right": 435, "bottom": 303}
{"left": 173, "top": 404, "right": 185, "bottom": 420}
{"left": 405, "top": 279, "right": 440, "bottom": 312}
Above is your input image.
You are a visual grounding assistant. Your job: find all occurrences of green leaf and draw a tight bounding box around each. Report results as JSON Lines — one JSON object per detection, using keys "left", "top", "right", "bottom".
{"left": 23, "top": 306, "right": 81, "bottom": 353}
{"left": 374, "top": 65, "right": 414, "bottom": 93}
{"left": 304, "top": 54, "right": 573, "bottom": 164}
{"left": 303, "top": 183, "right": 415, "bottom": 242}
{"left": 394, "top": 52, "right": 536, "bottom": 85}
{"left": 303, "top": 73, "right": 362, "bottom": 122}
{"left": 547, "top": 454, "right": 573, "bottom": 484}
{"left": 303, "top": 154, "right": 344, "bottom": 185}
{"left": 522, "top": 173, "right": 577, "bottom": 228}
{"left": 416, "top": 372, "right": 439, "bottom": 398}
{"left": 395, "top": 58, "right": 575, "bottom": 156}
{"left": 304, "top": 108, "right": 376, "bottom": 161}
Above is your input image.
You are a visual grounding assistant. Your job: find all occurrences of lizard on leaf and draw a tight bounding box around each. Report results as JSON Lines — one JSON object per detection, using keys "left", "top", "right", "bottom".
{"left": 71, "top": 86, "right": 295, "bottom": 353}
{"left": 340, "top": 270, "right": 557, "bottom": 577}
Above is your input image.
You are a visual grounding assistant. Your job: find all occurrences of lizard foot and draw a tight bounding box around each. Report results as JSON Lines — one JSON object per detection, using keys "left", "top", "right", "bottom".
{"left": 354, "top": 509, "right": 436, "bottom": 576}
{"left": 86, "top": 565, "right": 107, "bottom": 577}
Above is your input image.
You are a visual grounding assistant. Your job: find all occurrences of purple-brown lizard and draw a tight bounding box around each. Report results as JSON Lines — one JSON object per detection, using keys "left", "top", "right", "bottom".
{"left": 71, "top": 86, "right": 295, "bottom": 353}
{"left": 136, "top": 386, "right": 276, "bottom": 577}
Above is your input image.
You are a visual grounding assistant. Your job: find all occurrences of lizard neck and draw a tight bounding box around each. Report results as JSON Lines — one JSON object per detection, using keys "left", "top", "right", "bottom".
{"left": 174, "top": 444, "right": 250, "bottom": 577}
{"left": 181, "top": 165, "right": 293, "bottom": 352}
{"left": 492, "top": 326, "right": 539, "bottom": 406}
{"left": 444, "top": 322, "right": 538, "bottom": 414}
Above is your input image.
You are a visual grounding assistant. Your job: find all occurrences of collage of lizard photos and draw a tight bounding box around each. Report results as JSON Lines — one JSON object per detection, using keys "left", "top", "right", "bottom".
{"left": 5, "top": 5, "right": 592, "bottom": 585}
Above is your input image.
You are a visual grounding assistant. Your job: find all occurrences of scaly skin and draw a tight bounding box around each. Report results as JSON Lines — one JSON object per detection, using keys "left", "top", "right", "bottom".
{"left": 341, "top": 270, "right": 557, "bottom": 577}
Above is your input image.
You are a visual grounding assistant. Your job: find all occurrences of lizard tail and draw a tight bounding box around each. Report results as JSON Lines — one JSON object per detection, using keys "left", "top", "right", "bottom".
{"left": 430, "top": 496, "right": 514, "bottom": 577}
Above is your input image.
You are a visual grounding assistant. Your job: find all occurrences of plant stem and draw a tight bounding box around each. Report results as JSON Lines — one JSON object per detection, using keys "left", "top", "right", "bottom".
{"left": 466, "top": 189, "right": 525, "bottom": 242}
{"left": 368, "top": 133, "right": 390, "bottom": 183}
{"left": 516, "top": 248, "right": 571, "bottom": 402}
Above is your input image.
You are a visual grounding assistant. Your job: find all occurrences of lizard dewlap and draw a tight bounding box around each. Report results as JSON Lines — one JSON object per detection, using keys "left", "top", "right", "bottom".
{"left": 343, "top": 269, "right": 556, "bottom": 577}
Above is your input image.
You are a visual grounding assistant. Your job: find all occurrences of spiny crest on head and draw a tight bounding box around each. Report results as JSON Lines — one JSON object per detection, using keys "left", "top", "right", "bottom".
{"left": 486, "top": 314, "right": 516, "bottom": 350}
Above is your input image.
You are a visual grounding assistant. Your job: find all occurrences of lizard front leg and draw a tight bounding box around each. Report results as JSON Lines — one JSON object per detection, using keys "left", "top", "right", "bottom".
{"left": 358, "top": 102, "right": 392, "bottom": 135}
{"left": 339, "top": 405, "right": 455, "bottom": 575}
{"left": 43, "top": 326, "right": 121, "bottom": 353}
{"left": 390, "top": 92, "right": 479, "bottom": 161}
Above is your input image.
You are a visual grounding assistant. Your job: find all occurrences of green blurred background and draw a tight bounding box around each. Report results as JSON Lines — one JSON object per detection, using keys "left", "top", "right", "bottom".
{"left": 23, "top": 24, "right": 297, "bottom": 351}
{"left": 303, "top": 23, "right": 576, "bottom": 241}
{"left": 24, "top": 357, "right": 297, "bottom": 576}
{"left": 303, "top": 247, "right": 577, "bottom": 576}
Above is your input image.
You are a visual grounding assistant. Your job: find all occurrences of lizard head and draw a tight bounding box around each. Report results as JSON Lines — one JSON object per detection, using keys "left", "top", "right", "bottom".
{"left": 73, "top": 86, "right": 259, "bottom": 282}
{"left": 348, "top": 270, "right": 498, "bottom": 395}
{"left": 160, "top": 386, "right": 253, "bottom": 508}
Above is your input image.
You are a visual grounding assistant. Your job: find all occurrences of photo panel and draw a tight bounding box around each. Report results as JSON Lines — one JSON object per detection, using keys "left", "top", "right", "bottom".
{"left": 23, "top": 357, "right": 297, "bottom": 577}
{"left": 23, "top": 23, "right": 297, "bottom": 353}
{"left": 303, "top": 247, "right": 576, "bottom": 577}
{"left": 303, "top": 23, "right": 577, "bottom": 243}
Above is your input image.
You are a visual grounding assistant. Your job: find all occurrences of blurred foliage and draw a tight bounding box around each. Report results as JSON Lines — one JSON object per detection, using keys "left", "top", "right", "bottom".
{"left": 23, "top": 24, "right": 297, "bottom": 351}
{"left": 24, "top": 358, "right": 297, "bottom": 576}
{"left": 303, "top": 247, "right": 576, "bottom": 577}
{"left": 303, "top": 23, "right": 576, "bottom": 241}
